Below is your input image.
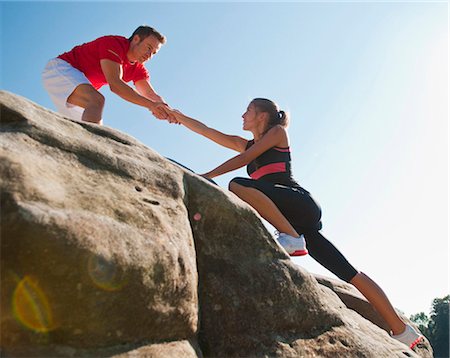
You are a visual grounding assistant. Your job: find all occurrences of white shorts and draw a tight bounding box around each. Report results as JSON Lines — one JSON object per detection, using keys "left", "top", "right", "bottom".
{"left": 42, "top": 58, "right": 90, "bottom": 120}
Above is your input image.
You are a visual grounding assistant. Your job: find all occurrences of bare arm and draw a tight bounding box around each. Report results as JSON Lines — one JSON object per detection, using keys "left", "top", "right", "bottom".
{"left": 172, "top": 111, "right": 248, "bottom": 153}
{"left": 135, "top": 79, "right": 165, "bottom": 103}
{"left": 100, "top": 59, "right": 167, "bottom": 118}
{"left": 135, "top": 79, "right": 177, "bottom": 121}
{"left": 203, "top": 125, "right": 287, "bottom": 178}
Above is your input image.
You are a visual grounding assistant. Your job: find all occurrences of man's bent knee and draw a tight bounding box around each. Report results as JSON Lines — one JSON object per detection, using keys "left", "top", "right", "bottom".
{"left": 85, "top": 91, "right": 105, "bottom": 110}
{"left": 68, "top": 84, "right": 105, "bottom": 110}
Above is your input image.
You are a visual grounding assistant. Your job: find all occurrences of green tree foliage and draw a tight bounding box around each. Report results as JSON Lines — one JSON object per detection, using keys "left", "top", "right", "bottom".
{"left": 428, "top": 295, "right": 449, "bottom": 358}
{"left": 410, "top": 295, "right": 449, "bottom": 358}
{"left": 410, "top": 312, "right": 430, "bottom": 337}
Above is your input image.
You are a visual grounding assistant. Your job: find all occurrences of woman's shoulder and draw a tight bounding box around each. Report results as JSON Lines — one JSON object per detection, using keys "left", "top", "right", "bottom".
{"left": 268, "top": 124, "right": 288, "bottom": 136}
{"left": 267, "top": 125, "right": 289, "bottom": 146}
{"left": 267, "top": 124, "right": 288, "bottom": 142}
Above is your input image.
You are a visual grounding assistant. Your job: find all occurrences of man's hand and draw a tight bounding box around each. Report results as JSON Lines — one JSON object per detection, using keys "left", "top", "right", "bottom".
{"left": 149, "top": 102, "right": 178, "bottom": 123}
{"left": 165, "top": 108, "right": 186, "bottom": 124}
{"left": 151, "top": 102, "right": 168, "bottom": 119}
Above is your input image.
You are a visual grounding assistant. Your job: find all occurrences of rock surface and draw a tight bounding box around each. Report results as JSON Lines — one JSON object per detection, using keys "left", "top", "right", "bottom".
{"left": 313, "top": 274, "right": 432, "bottom": 357}
{"left": 0, "top": 91, "right": 433, "bottom": 357}
{"left": 314, "top": 274, "right": 395, "bottom": 332}
{"left": 1, "top": 92, "right": 198, "bottom": 355}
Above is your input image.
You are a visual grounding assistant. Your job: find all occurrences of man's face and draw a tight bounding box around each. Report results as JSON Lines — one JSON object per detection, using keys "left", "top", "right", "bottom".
{"left": 128, "top": 34, "right": 162, "bottom": 64}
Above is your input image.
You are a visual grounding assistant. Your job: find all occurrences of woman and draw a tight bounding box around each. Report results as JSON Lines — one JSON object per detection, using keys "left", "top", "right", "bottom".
{"left": 170, "top": 98, "right": 422, "bottom": 349}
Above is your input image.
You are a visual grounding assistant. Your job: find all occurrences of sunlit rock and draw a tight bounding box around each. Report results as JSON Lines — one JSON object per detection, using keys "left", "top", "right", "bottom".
{"left": 0, "top": 91, "right": 432, "bottom": 357}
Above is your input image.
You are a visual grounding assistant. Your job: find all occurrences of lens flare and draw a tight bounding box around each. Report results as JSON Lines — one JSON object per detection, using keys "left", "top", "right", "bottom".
{"left": 87, "top": 255, "right": 126, "bottom": 291}
{"left": 193, "top": 213, "right": 202, "bottom": 221}
{"left": 12, "top": 276, "right": 54, "bottom": 333}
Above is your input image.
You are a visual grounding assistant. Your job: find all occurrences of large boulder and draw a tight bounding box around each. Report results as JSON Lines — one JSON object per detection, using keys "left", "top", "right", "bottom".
{"left": 0, "top": 91, "right": 199, "bottom": 356}
{"left": 0, "top": 91, "right": 433, "bottom": 357}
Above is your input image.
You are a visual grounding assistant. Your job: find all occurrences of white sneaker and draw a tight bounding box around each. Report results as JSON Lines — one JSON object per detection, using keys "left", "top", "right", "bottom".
{"left": 277, "top": 233, "right": 308, "bottom": 256}
{"left": 392, "top": 324, "right": 424, "bottom": 349}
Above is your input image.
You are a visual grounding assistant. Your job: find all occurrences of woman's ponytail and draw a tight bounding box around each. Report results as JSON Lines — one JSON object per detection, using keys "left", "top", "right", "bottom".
{"left": 277, "top": 110, "right": 289, "bottom": 128}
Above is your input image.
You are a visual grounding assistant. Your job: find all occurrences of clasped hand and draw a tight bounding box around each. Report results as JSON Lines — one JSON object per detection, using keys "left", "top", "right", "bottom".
{"left": 150, "top": 103, "right": 179, "bottom": 124}
{"left": 150, "top": 103, "right": 188, "bottom": 126}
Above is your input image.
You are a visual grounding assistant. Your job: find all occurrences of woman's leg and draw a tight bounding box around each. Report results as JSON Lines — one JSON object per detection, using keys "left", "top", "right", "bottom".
{"left": 231, "top": 179, "right": 408, "bottom": 336}
{"left": 350, "top": 272, "right": 406, "bottom": 335}
{"left": 305, "top": 231, "right": 406, "bottom": 335}
{"left": 229, "top": 181, "right": 299, "bottom": 237}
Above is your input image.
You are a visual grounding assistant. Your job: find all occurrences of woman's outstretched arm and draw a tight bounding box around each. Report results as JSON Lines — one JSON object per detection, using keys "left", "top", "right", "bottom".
{"left": 171, "top": 110, "right": 248, "bottom": 153}
{"left": 203, "top": 125, "right": 287, "bottom": 178}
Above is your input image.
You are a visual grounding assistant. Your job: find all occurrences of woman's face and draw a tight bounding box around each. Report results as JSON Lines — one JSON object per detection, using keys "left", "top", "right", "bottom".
{"left": 242, "top": 103, "right": 259, "bottom": 131}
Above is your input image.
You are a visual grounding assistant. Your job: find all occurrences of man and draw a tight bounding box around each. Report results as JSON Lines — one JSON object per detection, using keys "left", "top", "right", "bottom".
{"left": 42, "top": 26, "right": 172, "bottom": 124}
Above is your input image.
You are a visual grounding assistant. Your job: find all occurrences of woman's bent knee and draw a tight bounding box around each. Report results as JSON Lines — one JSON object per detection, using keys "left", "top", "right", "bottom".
{"left": 228, "top": 177, "right": 246, "bottom": 192}
{"left": 229, "top": 180, "right": 240, "bottom": 193}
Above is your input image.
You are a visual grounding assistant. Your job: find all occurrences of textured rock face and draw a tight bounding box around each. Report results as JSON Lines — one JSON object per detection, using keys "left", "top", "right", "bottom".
{"left": 313, "top": 275, "right": 433, "bottom": 358}
{"left": 315, "top": 274, "right": 392, "bottom": 332}
{"left": 1, "top": 92, "right": 198, "bottom": 355}
{"left": 0, "top": 91, "right": 432, "bottom": 357}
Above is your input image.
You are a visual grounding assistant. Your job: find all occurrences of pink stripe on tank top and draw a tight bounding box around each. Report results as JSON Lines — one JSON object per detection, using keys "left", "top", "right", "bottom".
{"left": 250, "top": 162, "right": 287, "bottom": 180}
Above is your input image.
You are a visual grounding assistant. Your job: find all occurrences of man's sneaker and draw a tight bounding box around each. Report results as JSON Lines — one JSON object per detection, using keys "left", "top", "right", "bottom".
{"left": 277, "top": 233, "right": 308, "bottom": 256}
{"left": 392, "top": 324, "right": 424, "bottom": 349}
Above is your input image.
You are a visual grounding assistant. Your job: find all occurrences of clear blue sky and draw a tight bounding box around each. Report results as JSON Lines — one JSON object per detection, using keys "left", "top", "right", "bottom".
{"left": 1, "top": 1, "right": 448, "bottom": 317}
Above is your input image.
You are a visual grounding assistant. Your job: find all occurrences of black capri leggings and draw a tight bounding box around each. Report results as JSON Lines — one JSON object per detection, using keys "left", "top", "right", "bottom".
{"left": 231, "top": 177, "right": 359, "bottom": 283}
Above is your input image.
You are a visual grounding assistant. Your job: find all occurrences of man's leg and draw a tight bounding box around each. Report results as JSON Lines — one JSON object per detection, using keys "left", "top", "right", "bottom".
{"left": 42, "top": 58, "right": 103, "bottom": 123}
{"left": 67, "top": 84, "right": 105, "bottom": 124}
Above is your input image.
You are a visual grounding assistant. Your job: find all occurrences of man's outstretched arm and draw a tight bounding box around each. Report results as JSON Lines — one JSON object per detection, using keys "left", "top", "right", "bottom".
{"left": 135, "top": 79, "right": 164, "bottom": 103}
{"left": 135, "top": 79, "right": 174, "bottom": 121}
{"left": 100, "top": 59, "right": 167, "bottom": 119}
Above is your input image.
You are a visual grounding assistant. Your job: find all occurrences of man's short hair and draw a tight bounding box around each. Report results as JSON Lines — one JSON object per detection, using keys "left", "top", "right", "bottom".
{"left": 129, "top": 25, "right": 166, "bottom": 44}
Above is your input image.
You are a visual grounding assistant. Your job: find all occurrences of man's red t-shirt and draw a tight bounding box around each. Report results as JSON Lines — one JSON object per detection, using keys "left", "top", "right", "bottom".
{"left": 58, "top": 35, "right": 149, "bottom": 90}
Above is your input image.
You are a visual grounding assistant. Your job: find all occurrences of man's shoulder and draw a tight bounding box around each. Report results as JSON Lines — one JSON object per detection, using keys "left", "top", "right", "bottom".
{"left": 93, "top": 35, "right": 129, "bottom": 62}
{"left": 95, "top": 35, "right": 128, "bottom": 45}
